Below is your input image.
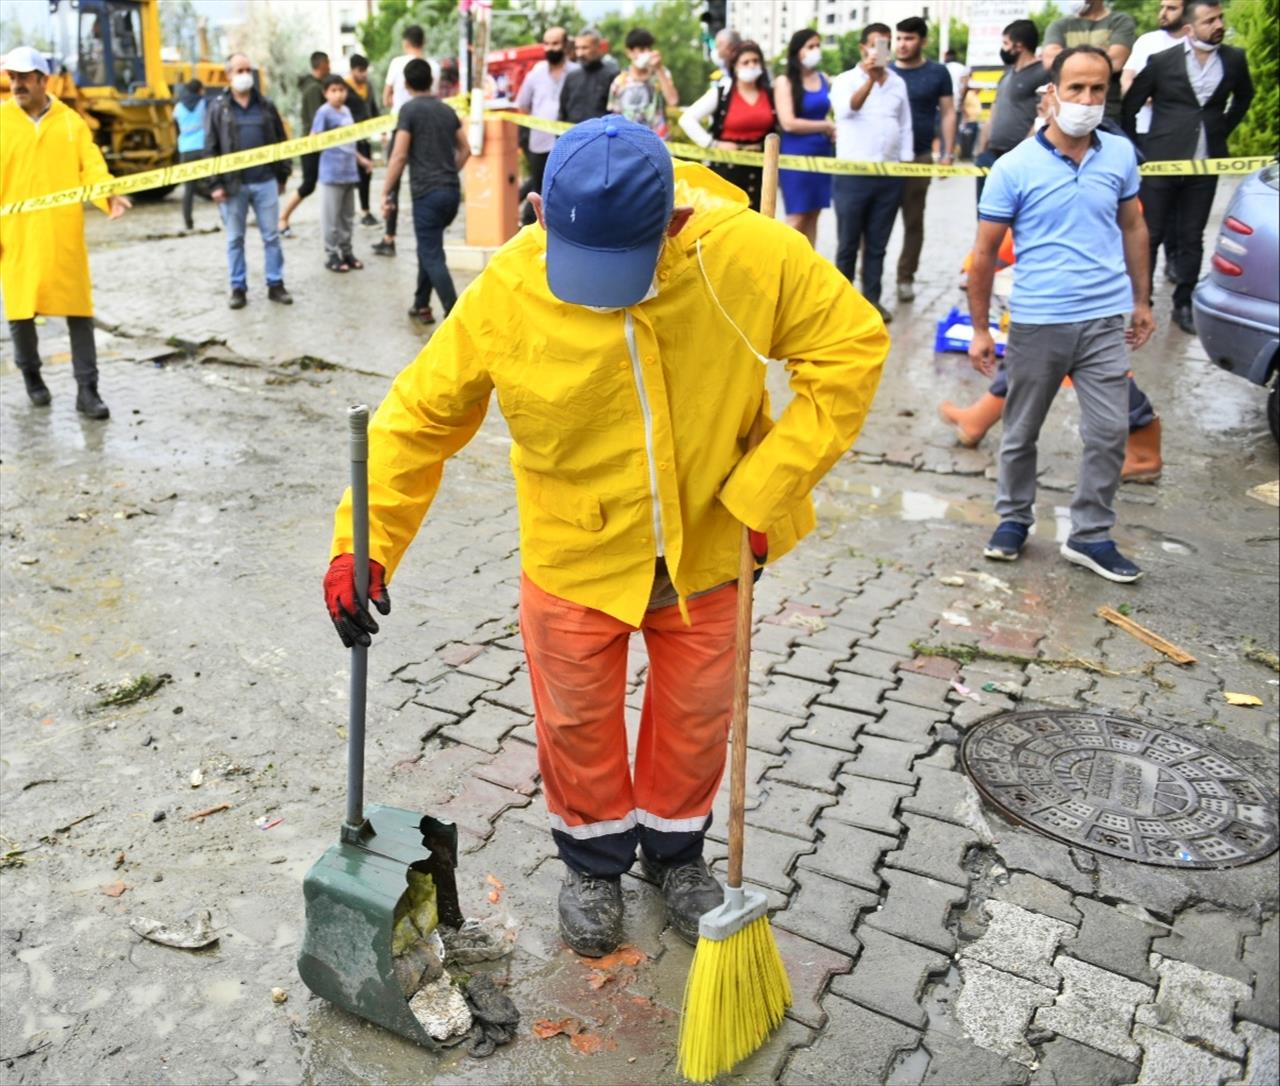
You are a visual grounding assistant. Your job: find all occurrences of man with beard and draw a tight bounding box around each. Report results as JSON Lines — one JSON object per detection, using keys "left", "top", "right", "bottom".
{"left": 1122, "top": 0, "right": 1253, "bottom": 333}
{"left": 560, "top": 27, "right": 615, "bottom": 124}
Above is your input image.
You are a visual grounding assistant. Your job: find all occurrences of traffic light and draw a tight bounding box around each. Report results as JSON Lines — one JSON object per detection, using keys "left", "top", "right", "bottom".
{"left": 700, "top": 1, "right": 727, "bottom": 36}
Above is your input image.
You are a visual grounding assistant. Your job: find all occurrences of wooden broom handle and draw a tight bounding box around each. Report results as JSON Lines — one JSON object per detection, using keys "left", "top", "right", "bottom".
{"left": 727, "top": 134, "right": 780, "bottom": 890}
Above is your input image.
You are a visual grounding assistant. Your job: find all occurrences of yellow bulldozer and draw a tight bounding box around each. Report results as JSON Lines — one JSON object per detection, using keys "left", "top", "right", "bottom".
{"left": 1, "top": 0, "right": 235, "bottom": 195}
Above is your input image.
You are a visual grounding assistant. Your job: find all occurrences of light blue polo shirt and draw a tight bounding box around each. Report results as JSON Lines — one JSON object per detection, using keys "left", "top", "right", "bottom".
{"left": 979, "top": 129, "right": 1140, "bottom": 325}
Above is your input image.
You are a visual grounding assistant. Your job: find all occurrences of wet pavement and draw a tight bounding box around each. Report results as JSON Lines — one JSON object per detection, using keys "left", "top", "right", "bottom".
{"left": 1, "top": 171, "right": 1277, "bottom": 1086}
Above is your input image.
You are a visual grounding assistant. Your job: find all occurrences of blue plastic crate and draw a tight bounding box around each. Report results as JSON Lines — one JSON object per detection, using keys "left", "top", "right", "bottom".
{"left": 934, "top": 306, "right": 1007, "bottom": 357}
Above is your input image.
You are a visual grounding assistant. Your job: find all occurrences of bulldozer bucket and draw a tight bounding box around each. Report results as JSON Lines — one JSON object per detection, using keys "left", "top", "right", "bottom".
{"left": 298, "top": 804, "right": 464, "bottom": 1046}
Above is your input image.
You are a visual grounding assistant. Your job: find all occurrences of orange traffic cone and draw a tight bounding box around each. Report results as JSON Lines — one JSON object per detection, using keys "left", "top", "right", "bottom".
{"left": 938, "top": 392, "right": 1005, "bottom": 447}
{"left": 1122, "top": 417, "right": 1163, "bottom": 483}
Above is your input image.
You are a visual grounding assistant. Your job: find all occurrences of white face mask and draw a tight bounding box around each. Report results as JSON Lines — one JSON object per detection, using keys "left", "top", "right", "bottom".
{"left": 633, "top": 51, "right": 653, "bottom": 70}
{"left": 1054, "top": 99, "right": 1105, "bottom": 137}
{"left": 1071, "top": 0, "right": 1093, "bottom": 15}
{"left": 737, "top": 66, "right": 762, "bottom": 83}
{"left": 583, "top": 279, "right": 659, "bottom": 314}
{"left": 801, "top": 48, "right": 823, "bottom": 70}
{"left": 1190, "top": 36, "right": 1220, "bottom": 51}
{"left": 230, "top": 72, "right": 254, "bottom": 93}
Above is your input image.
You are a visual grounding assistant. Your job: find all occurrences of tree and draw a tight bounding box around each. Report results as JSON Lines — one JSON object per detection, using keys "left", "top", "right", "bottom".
{"left": 925, "top": 19, "right": 969, "bottom": 63}
{"left": 160, "top": 0, "right": 200, "bottom": 59}
{"left": 1226, "top": 0, "right": 1277, "bottom": 157}
{"left": 226, "top": 3, "right": 310, "bottom": 129}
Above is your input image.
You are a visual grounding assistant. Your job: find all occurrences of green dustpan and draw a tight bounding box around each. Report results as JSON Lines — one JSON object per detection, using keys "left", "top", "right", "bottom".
{"left": 297, "top": 404, "right": 464, "bottom": 1047}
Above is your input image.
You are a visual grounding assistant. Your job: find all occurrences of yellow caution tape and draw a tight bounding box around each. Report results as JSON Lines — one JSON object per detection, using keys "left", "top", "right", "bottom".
{"left": 1, "top": 102, "right": 1272, "bottom": 218}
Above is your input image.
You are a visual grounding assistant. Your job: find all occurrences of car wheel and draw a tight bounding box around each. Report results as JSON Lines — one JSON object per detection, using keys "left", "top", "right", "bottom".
{"left": 1269, "top": 381, "right": 1279, "bottom": 443}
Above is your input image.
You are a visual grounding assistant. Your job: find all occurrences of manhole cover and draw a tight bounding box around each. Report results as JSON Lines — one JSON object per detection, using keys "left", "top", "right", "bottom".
{"left": 961, "top": 711, "right": 1279, "bottom": 868}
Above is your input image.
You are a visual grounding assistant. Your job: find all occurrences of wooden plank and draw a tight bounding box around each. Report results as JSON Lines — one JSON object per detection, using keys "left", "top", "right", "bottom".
{"left": 1096, "top": 607, "right": 1196, "bottom": 666}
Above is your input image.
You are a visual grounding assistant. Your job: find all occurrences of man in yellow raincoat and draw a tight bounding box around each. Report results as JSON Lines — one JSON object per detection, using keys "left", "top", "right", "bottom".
{"left": 323, "top": 117, "right": 889, "bottom": 957}
{"left": 1, "top": 46, "right": 129, "bottom": 419}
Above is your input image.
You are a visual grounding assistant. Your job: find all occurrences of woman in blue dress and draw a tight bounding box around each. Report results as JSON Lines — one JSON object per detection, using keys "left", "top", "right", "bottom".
{"left": 774, "top": 29, "right": 836, "bottom": 247}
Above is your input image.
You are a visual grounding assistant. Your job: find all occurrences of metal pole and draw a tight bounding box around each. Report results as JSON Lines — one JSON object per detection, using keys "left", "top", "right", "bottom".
{"left": 345, "top": 404, "right": 370, "bottom": 833}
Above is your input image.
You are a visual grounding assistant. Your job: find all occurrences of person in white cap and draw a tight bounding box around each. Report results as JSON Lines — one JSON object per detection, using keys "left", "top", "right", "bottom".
{"left": 0, "top": 45, "right": 129, "bottom": 418}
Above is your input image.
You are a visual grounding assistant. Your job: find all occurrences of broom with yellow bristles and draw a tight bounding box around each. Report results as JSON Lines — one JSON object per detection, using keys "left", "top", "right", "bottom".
{"left": 678, "top": 134, "right": 791, "bottom": 1083}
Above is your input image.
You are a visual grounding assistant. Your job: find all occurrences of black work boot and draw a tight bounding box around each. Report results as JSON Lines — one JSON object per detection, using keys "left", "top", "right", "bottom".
{"left": 644, "top": 856, "right": 724, "bottom": 945}
{"left": 229, "top": 288, "right": 247, "bottom": 309}
{"left": 558, "top": 870, "right": 623, "bottom": 958}
{"left": 75, "top": 382, "right": 110, "bottom": 420}
{"left": 268, "top": 283, "right": 294, "bottom": 305}
{"left": 21, "top": 368, "right": 51, "bottom": 407}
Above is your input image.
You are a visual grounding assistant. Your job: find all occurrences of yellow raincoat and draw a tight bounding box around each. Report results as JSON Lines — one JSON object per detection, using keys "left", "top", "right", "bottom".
{"left": 0, "top": 96, "right": 111, "bottom": 321}
{"left": 332, "top": 163, "right": 888, "bottom": 627}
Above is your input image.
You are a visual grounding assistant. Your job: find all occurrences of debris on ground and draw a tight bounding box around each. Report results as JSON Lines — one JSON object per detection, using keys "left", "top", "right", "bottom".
{"left": 271, "top": 987, "right": 288, "bottom": 1004}
{"left": 392, "top": 870, "right": 439, "bottom": 957}
{"left": 0, "top": 834, "right": 27, "bottom": 869}
{"left": 93, "top": 673, "right": 171, "bottom": 710}
{"left": 255, "top": 815, "right": 283, "bottom": 831}
{"left": 938, "top": 575, "right": 966, "bottom": 587}
{"left": 485, "top": 873, "right": 504, "bottom": 904}
{"left": 408, "top": 973, "right": 473, "bottom": 1042}
{"left": 951, "top": 681, "right": 982, "bottom": 704}
{"left": 441, "top": 913, "right": 518, "bottom": 965}
{"left": 189, "top": 769, "right": 204, "bottom": 788}
{"left": 1243, "top": 641, "right": 1280, "bottom": 673}
{"left": 129, "top": 909, "right": 219, "bottom": 949}
{"left": 462, "top": 973, "right": 519, "bottom": 1057}
{"left": 187, "top": 803, "right": 232, "bottom": 821}
{"left": 982, "top": 681, "right": 1023, "bottom": 699}
{"left": 589, "top": 945, "right": 646, "bottom": 970}
{"left": 114, "top": 852, "right": 126, "bottom": 869}
{"left": 1096, "top": 607, "right": 1196, "bottom": 665}
{"left": 1246, "top": 480, "right": 1279, "bottom": 507}
{"left": 102, "top": 880, "right": 128, "bottom": 898}
{"left": 533, "top": 1016, "right": 583, "bottom": 1039}
{"left": 1223, "top": 692, "right": 1264, "bottom": 707}
{"left": 395, "top": 930, "right": 446, "bottom": 998}
{"left": 941, "top": 611, "right": 972, "bottom": 627}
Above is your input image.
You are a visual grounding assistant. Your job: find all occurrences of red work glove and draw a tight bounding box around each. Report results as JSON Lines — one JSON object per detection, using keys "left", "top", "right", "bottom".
{"left": 323, "top": 554, "right": 390, "bottom": 648}
{"left": 749, "top": 529, "right": 768, "bottom": 565}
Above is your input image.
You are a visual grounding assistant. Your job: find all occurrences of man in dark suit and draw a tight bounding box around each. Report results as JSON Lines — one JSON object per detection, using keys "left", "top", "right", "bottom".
{"left": 1122, "top": 0, "right": 1253, "bottom": 332}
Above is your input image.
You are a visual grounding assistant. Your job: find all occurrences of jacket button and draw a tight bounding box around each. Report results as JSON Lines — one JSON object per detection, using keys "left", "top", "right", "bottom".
{"left": 644, "top": 355, "right": 655, "bottom": 365}
{"left": 618, "top": 360, "right": 626, "bottom": 369}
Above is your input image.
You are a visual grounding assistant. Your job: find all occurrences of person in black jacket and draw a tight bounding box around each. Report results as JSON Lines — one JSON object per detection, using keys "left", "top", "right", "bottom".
{"left": 345, "top": 53, "right": 381, "bottom": 225}
{"left": 559, "top": 28, "right": 615, "bottom": 124}
{"left": 1121, "top": 0, "right": 1252, "bottom": 332}
{"left": 205, "top": 52, "right": 294, "bottom": 308}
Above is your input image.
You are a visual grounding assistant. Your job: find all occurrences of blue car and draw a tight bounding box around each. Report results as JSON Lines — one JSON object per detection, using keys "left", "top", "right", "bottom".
{"left": 1192, "top": 164, "right": 1280, "bottom": 441}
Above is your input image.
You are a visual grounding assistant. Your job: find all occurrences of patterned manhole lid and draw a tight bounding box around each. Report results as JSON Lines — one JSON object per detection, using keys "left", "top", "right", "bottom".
{"left": 960, "top": 711, "right": 1279, "bottom": 868}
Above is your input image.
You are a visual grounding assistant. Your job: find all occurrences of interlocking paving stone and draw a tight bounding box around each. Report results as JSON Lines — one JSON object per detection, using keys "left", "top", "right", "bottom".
{"left": 1135, "top": 956, "right": 1250, "bottom": 1059}
{"left": 741, "top": 778, "right": 838, "bottom": 840}
{"left": 886, "top": 812, "right": 981, "bottom": 888}
{"left": 864, "top": 868, "right": 968, "bottom": 954}
{"left": 785, "top": 703, "right": 872, "bottom": 753}
{"left": 746, "top": 705, "right": 804, "bottom": 755}
{"left": 961, "top": 900, "right": 1076, "bottom": 987}
{"left": 844, "top": 734, "right": 927, "bottom": 785}
{"left": 703, "top": 822, "right": 813, "bottom": 895}
{"left": 827, "top": 774, "right": 913, "bottom": 835}
{"left": 955, "top": 959, "right": 1057, "bottom": 1066}
{"left": 1151, "top": 904, "right": 1259, "bottom": 986}
{"left": 1063, "top": 896, "right": 1162, "bottom": 985}
{"left": 412, "top": 669, "right": 502, "bottom": 716}
{"left": 470, "top": 736, "right": 540, "bottom": 794}
{"left": 754, "top": 673, "right": 833, "bottom": 719}
{"left": 1033, "top": 955, "right": 1155, "bottom": 1061}
{"left": 783, "top": 994, "right": 921, "bottom": 1086}
{"left": 1131, "top": 1024, "right": 1242, "bottom": 1086}
{"left": 902, "top": 764, "right": 987, "bottom": 829}
{"left": 829, "top": 926, "right": 948, "bottom": 1028}
{"left": 797, "top": 619, "right": 864, "bottom": 655}
{"left": 1232, "top": 1021, "right": 1280, "bottom": 1086}
{"left": 766, "top": 739, "right": 848, "bottom": 794}
{"left": 991, "top": 873, "right": 1082, "bottom": 926}
{"left": 771, "top": 925, "right": 855, "bottom": 1030}
{"left": 860, "top": 621, "right": 929, "bottom": 658}
{"left": 919, "top": 1028, "right": 1031, "bottom": 1085}
{"left": 441, "top": 699, "right": 531, "bottom": 753}
{"left": 864, "top": 701, "right": 946, "bottom": 746}
{"left": 724, "top": 1017, "right": 815, "bottom": 1085}
{"left": 899, "top": 654, "right": 963, "bottom": 683}
{"left": 480, "top": 672, "right": 536, "bottom": 715}
{"left": 886, "top": 674, "right": 955, "bottom": 713}
{"left": 1028, "top": 1037, "right": 1139, "bottom": 1086}
{"left": 1238, "top": 916, "right": 1280, "bottom": 1030}
{"left": 817, "top": 670, "right": 895, "bottom": 715}
{"left": 991, "top": 829, "right": 1097, "bottom": 895}
{"left": 836, "top": 647, "right": 912, "bottom": 681}
{"left": 455, "top": 644, "right": 525, "bottom": 683}
{"left": 774, "top": 645, "right": 845, "bottom": 686}
{"left": 773, "top": 869, "right": 878, "bottom": 956}
{"left": 798, "top": 818, "right": 897, "bottom": 892}
{"left": 436, "top": 776, "right": 533, "bottom": 841}
{"left": 753, "top": 619, "right": 806, "bottom": 658}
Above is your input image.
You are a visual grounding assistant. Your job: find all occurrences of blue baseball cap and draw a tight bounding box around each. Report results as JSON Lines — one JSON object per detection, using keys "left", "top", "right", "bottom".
{"left": 542, "top": 116, "right": 675, "bottom": 308}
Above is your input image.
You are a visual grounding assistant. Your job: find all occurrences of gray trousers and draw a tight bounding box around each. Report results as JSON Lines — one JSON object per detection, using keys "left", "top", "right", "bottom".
{"left": 996, "top": 315, "right": 1129, "bottom": 544}
{"left": 320, "top": 182, "right": 355, "bottom": 259}
{"left": 8, "top": 316, "right": 98, "bottom": 383}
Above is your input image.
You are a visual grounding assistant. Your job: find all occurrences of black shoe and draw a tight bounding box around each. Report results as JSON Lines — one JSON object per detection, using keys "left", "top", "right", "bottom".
{"left": 558, "top": 870, "right": 623, "bottom": 958}
{"left": 643, "top": 856, "right": 724, "bottom": 945}
{"left": 1164, "top": 266, "right": 1178, "bottom": 284}
{"left": 75, "top": 382, "right": 110, "bottom": 420}
{"left": 372, "top": 239, "right": 396, "bottom": 257}
{"left": 184, "top": 219, "right": 195, "bottom": 231}
{"left": 1173, "top": 304, "right": 1195, "bottom": 334}
{"left": 872, "top": 301, "right": 894, "bottom": 325}
{"left": 268, "top": 283, "right": 294, "bottom": 305}
{"left": 229, "top": 288, "right": 247, "bottom": 309}
{"left": 21, "top": 369, "right": 51, "bottom": 407}
{"left": 360, "top": 212, "right": 380, "bottom": 227}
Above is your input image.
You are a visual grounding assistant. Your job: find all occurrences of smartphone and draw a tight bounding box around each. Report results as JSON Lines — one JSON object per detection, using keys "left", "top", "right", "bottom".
{"left": 874, "top": 39, "right": 890, "bottom": 67}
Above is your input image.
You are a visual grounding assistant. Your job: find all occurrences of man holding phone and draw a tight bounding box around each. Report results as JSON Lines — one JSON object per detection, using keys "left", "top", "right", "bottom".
{"left": 830, "top": 24, "right": 913, "bottom": 323}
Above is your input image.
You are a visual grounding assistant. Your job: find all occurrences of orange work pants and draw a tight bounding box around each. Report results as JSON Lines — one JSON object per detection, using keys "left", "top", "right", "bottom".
{"left": 520, "top": 573, "right": 738, "bottom": 877}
